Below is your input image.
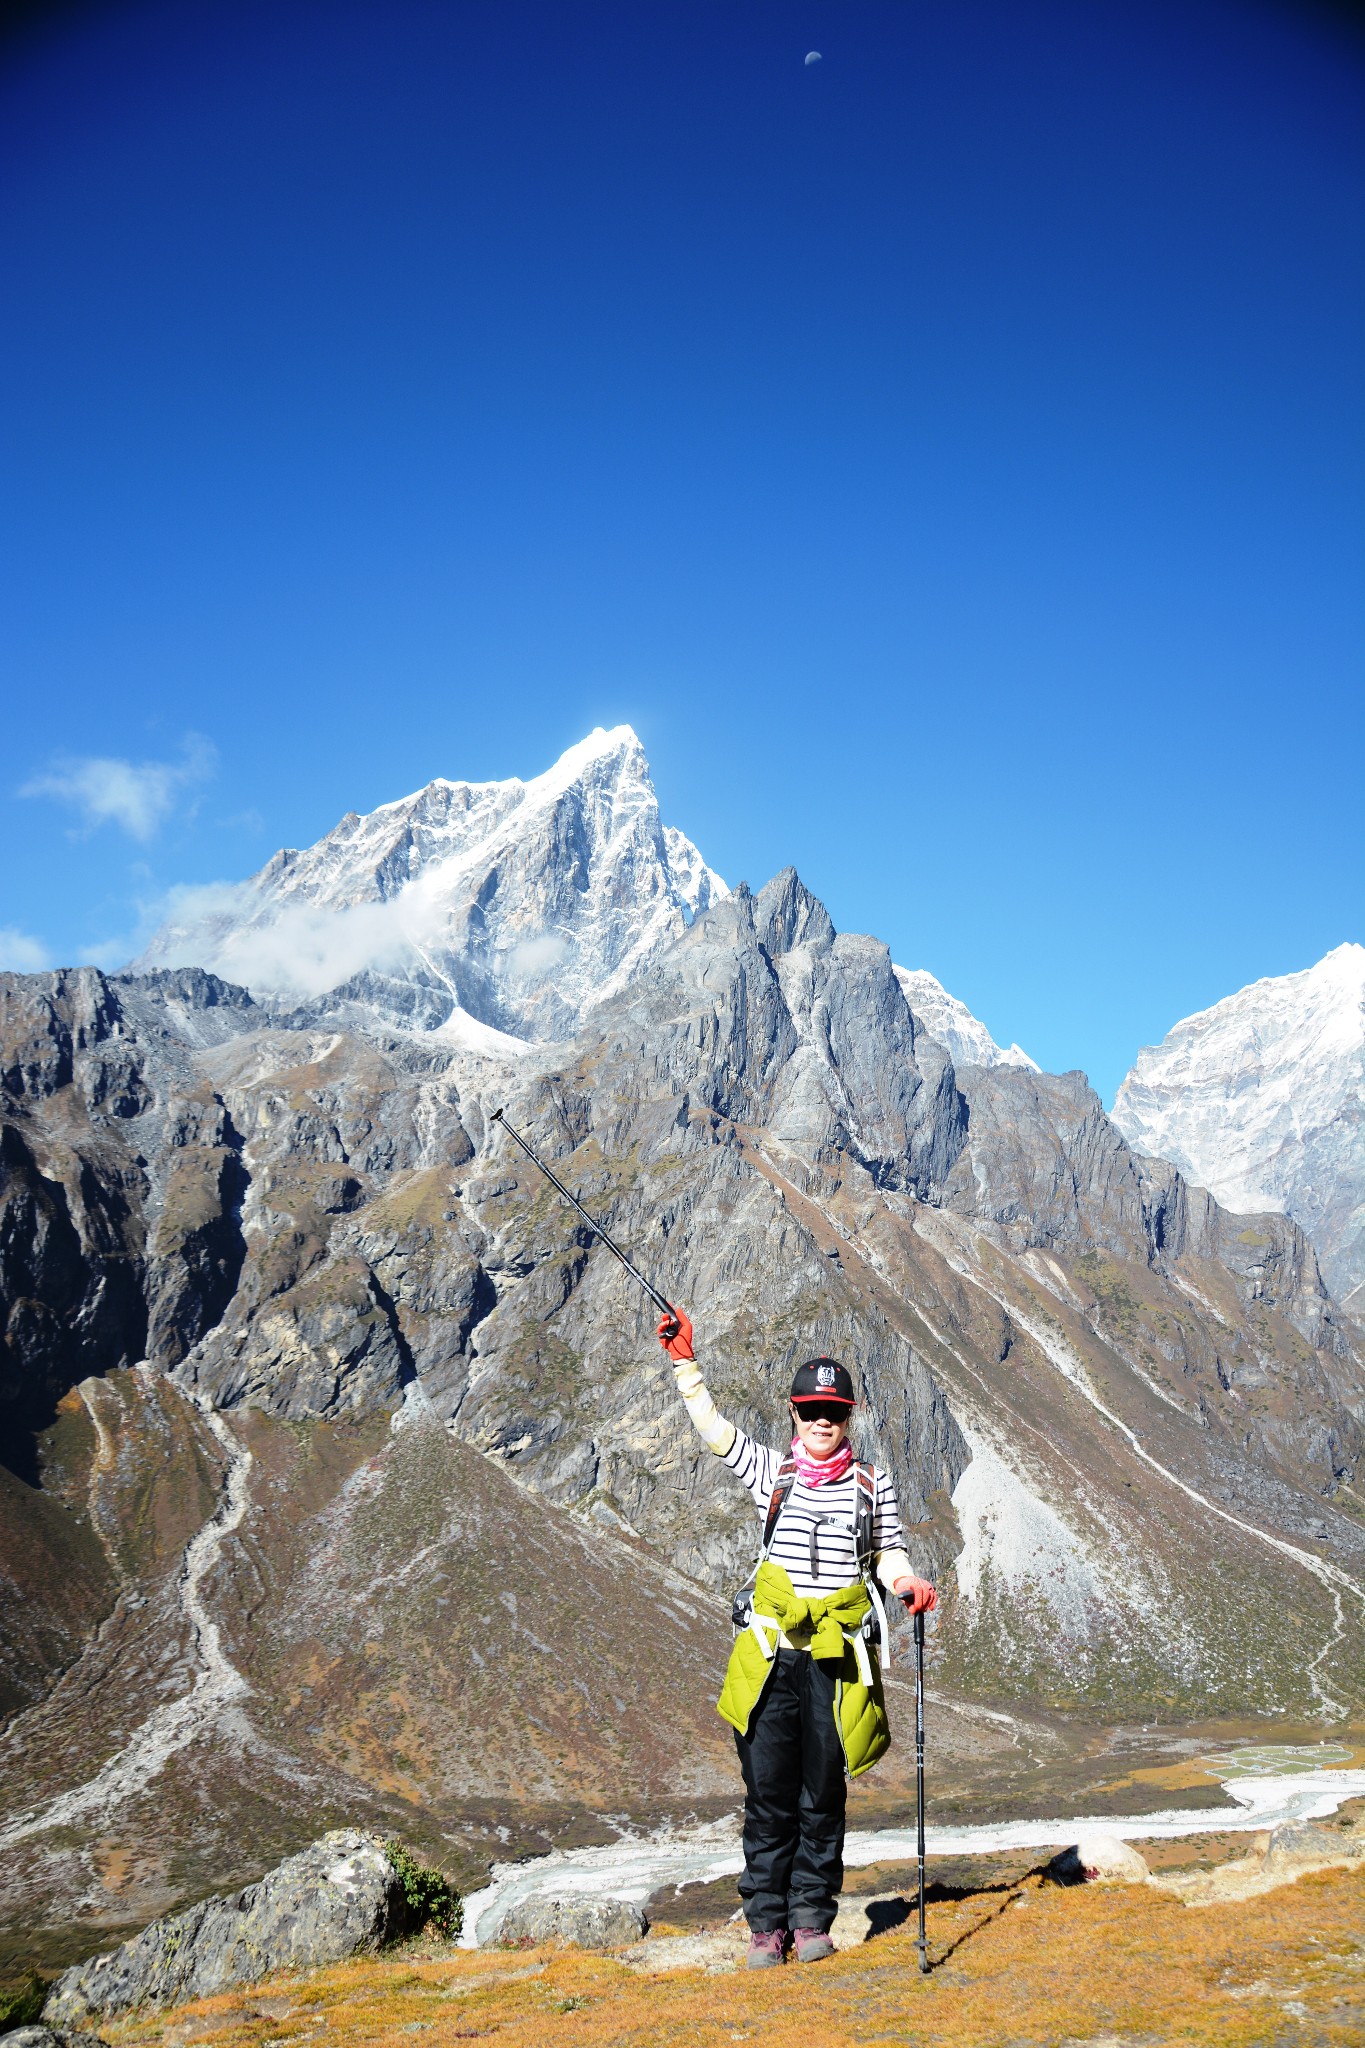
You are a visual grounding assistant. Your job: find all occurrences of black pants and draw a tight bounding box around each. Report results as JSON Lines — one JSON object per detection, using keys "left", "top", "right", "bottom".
{"left": 735, "top": 1648, "right": 847, "bottom": 1933}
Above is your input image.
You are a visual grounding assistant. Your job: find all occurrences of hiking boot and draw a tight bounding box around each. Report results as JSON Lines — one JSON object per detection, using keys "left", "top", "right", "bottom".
{"left": 745, "top": 1929, "right": 787, "bottom": 1968}
{"left": 792, "top": 1928, "right": 836, "bottom": 1963}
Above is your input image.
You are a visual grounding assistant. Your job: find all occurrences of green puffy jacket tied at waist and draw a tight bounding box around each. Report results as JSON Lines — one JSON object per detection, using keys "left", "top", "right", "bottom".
{"left": 716, "top": 1560, "right": 891, "bottom": 1778}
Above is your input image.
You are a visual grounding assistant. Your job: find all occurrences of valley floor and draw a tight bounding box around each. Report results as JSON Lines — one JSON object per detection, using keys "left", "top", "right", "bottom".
{"left": 96, "top": 1858, "right": 1365, "bottom": 2048}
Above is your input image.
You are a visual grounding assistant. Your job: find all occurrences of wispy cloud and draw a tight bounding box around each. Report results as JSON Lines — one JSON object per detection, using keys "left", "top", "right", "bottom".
{"left": 80, "top": 933, "right": 143, "bottom": 970}
{"left": 0, "top": 926, "right": 51, "bottom": 972}
{"left": 143, "top": 884, "right": 414, "bottom": 996}
{"left": 133, "top": 852, "right": 589, "bottom": 1004}
{"left": 506, "top": 934, "right": 569, "bottom": 981}
{"left": 21, "top": 735, "right": 216, "bottom": 841}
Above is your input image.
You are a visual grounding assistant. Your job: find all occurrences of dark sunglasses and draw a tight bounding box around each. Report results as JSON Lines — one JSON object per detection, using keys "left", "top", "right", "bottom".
{"left": 792, "top": 1401, "right": 852, "bottom": 1426}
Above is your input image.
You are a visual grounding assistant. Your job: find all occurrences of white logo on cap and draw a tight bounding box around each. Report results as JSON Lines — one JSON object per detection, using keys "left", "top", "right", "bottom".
{"left": 818, "top": 1364, "right": 836, "bottom": 1386}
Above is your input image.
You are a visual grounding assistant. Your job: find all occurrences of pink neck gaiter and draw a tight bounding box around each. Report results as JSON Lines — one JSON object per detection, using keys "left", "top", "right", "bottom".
{"left": 790, "top": 1437, "right": 854, "bottom": 1487}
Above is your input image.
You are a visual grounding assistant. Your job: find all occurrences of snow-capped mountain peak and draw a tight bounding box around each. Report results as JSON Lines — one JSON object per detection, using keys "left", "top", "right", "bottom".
{"left": 893, "top": 966, "right": 1037, "bottom": 1072}
{"left": 1112, "top": 942, "right": 1365, "bottom": 1306}
{"left": 138, "top": 726, "right": 727, "bottom": 1044}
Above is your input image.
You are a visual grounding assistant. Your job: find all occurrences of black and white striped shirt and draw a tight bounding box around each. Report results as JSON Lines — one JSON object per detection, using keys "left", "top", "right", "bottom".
{"left": 725, "top": 1429, "right": 905, "bottom": 1599}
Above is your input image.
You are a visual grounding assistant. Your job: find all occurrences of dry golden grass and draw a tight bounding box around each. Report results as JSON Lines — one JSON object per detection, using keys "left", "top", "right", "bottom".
{"left": 101, "top": 1864, "right": 1365, "bottom": 2048}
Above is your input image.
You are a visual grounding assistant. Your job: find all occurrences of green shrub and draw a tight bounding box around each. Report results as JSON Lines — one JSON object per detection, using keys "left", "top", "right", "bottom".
{"left": 385, "top": 1840, "right": 463, "bottom": 1939}
{"left": 0, "top": 1971, "right": 49, "bottom": 2028}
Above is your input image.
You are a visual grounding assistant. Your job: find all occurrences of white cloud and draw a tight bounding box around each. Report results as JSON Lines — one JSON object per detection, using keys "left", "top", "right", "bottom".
{"left": 215, "top": 901, "right": 415, "bottom": 996}
{"left": 145, "top": 890, "right": 415, "bottom": 997}
{"left": 0, "top": 925, "right": 50, "bottom": 972}
{"left": 137, "top": 863, "right": 577, "bottom": 1007}
{"left": 151, "top": 879, "right": 252, "bottom": 929}
{"left": 506, "top": 934, "right": 570, "bottom": 981}
{"left": 21, "top": 734, "right": 216, "bottom": 841}
{"left": 81, "top": 934, "right": 142, "bottom": 970}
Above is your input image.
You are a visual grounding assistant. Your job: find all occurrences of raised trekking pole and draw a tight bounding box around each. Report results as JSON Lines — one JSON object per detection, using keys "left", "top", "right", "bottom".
{"left": 489, "top": 1108, "right": 679, "bottom": 1337}
{"left": 915, "top": 1607, "right": 929, "bottom": 1973}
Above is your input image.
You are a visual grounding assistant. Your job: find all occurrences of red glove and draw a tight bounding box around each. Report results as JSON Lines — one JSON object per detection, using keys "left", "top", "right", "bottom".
{"left": 892, "top": 1576, "right": 937, "bottom": 1615}
{"left": 658, "top": 1307, "right": 694, "bottom": 1362}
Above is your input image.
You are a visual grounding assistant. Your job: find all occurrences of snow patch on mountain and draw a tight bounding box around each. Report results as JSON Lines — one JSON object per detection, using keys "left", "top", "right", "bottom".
{"left": 894, "top": 966, "right": 1037, "bottom": 1072}
{"left": 138, "top": 727, "right": 727, "bottom": 1045}
{"left": 1112, "top": 944, "right": 1365, "bottom": 1309}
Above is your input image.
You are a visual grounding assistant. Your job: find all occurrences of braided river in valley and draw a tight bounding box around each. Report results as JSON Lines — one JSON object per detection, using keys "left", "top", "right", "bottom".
{"left": 460, "top": 1746, "right": 1365, "bottom": 1945}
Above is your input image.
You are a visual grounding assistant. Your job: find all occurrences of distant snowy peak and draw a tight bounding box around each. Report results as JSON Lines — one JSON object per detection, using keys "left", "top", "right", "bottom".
{"left": 139, "top": 726, "right": 727, "bottom": 1045}
{"left": 893, "top": 966, "right": 1037, "bottom": 1073}
{"left": 1112, "top": 943, "right": 1365, "bottom": 1307}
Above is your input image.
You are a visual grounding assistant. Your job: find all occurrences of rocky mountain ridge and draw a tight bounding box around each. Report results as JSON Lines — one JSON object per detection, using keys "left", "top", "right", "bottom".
{"left": 3, "top": 733, "right": 1364, "bottom": 1973}
{"left": 1113, "top": 942, "right": 1365, "bottom": 1310}
{"left": 5, "top": 895, "right": 1361, "bottom": 1676}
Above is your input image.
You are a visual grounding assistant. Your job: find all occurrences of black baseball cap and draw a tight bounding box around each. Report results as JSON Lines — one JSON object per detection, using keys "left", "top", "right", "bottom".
{"left": 790, "top": 1357, "right": 856, "bottom": 1407}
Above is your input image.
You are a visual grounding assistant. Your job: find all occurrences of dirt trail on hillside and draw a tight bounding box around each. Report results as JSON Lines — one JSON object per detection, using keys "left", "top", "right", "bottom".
{"left": 0, "top": 1377, "right": 253, "bottom": 1851}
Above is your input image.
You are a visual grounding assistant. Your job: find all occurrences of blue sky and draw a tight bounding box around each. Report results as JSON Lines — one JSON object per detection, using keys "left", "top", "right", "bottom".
{"left": 2, "top": 0, "right": 1361, "bottom": 1103}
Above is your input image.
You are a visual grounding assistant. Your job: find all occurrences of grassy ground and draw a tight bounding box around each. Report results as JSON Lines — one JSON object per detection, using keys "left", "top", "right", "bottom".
{"left": 97, "top": 1862, "right": 1365, "bottom": 2048}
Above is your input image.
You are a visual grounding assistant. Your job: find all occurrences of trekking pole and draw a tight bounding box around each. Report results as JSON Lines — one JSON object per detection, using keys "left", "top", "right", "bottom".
{"left": 915, "top": 1607, "right": 929, "bottom": 1973}
{"left": 489, "top": 1108, "right": 679, "bottom": 1337}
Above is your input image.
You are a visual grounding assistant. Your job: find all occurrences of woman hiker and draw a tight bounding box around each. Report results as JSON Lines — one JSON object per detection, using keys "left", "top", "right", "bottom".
{"left": 658, "top": 1309, "right": 937, "bottom": 1968}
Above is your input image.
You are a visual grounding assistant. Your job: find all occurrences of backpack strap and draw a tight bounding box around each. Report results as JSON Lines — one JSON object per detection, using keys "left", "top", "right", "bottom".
{"left": 763, "top": 1458, "right": 875, "bottom": 1565}
{"left": 854, "top": 1461, "right": 891, "bottom": 1671}
{"left": 732, "top": 1453, "right": 800, "bottom": 1631}
{"left": 853, "top": 1462, "right": 877, "bottom": 1574}
{"left": 760, "top": 1454, "right": 800, "bottom": 1559}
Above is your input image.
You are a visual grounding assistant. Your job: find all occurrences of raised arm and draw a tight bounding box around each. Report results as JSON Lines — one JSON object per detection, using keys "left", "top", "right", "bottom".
{"left": 657, "top": 1308, "right": 736, "bottom": 1455}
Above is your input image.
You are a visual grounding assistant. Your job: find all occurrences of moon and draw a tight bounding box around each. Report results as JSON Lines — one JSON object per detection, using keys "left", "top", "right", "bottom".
{"left": 804, "top": 51, "right": 822, "bottom": 65}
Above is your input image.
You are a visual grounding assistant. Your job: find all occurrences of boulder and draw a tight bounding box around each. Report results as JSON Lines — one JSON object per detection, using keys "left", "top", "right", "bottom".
{"left": 1046, "top": 1835, "right": 1151, "bottom": 1886}
{"left": 495, "top": 1893, "right": 648, "bottom": 1949}
{"left": 831, "top": 1892, "right": 912, "bottom": 1949}
{"left": 1265, "top": 1819, "right": 1364, "bottom": 1872}
{"left": 1, "top": 2032, "right": 109, "bottom": 2046}
{"left": 43, "top": 1831, "right": 408, "bottom": 2024}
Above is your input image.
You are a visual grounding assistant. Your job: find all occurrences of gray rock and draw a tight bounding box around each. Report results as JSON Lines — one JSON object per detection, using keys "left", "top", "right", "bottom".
{"left": 1, "top": 2031, "right": 109, "bottom": 2046}
{"left": 42, "top": 1830, "right": 407, "bottom": 2023}
{"left": 830, "top": 1891, "right": 912, "bottom": 1948}
{"left": 1265, "top": 1819, "right": 1363, "bottom": 1871}
{"left": 495, "top": 1893, "right": 648, "bottom": 1949}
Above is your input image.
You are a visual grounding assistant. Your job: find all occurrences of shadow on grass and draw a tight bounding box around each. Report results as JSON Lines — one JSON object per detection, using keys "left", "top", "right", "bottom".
{"left": 864, "top": 1868, "right": 1051, "bottom": 1970}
